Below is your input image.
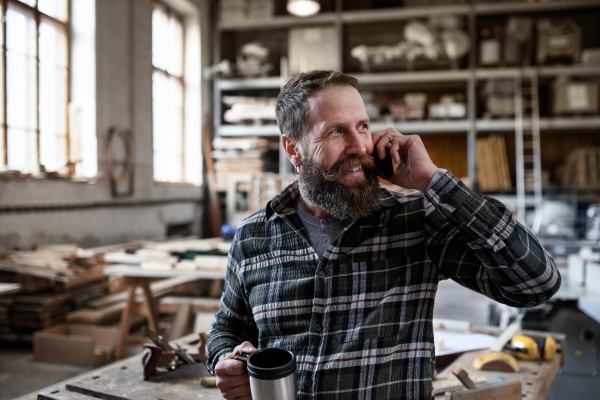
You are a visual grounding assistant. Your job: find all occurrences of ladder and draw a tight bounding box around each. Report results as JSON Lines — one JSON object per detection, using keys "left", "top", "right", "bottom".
{"left": 514, "top": 70, "right": 543, "bottom": 232}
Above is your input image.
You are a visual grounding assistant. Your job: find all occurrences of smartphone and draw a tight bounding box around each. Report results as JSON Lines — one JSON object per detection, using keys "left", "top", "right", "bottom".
{"left": 374, "top": 146, "right": 394, "bottom": 178}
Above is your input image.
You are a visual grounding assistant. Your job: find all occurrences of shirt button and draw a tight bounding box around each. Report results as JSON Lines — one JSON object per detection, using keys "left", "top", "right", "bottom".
{"left": 322, "top": 220, "right": 329, "bottom": 226}
{"left": 318, "top": 271, "right": 325, "bottom": 279}
{"left": 321, "top": 237, "right": 327, "bottom": 243}
{"left": 304, "top": 377, "right": 312, "bottom": 388}
{"left": 314, "top": 324, "right": 322, "bottom": 332}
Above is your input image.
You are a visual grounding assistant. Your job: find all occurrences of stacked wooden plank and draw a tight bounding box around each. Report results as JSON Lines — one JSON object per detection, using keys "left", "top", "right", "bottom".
{"left": 0, "top": 244, "right": 129, "bottom": 340}
{"left": 64, "top": 238, "right": 229, "bottom": 327}
{"left": 212, "top": 138, "right": 279, "bottom": 192}
{"left": 249, "top": 173, "right": 296, "bottom": 214}
{"left": 4, "top": 279, "right": 108, "bottom": 335}
{"left": 0, "top": 238, "right": 229, "bottom": 341}
{"left": 476, "top": 135, "right": 512, "bottom": 193}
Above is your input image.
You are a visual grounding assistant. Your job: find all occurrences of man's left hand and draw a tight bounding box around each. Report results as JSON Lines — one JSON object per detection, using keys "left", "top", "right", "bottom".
{"left": 372, "top": 128, "right": 438, "bottom": 193}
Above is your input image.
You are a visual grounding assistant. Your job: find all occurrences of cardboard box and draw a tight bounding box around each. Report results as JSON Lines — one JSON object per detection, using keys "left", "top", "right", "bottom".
{"left": 34, "top": 324, "right": 119, "bottom": 366}
{"left": 553, "top": 79, "right": 599, "bottom": 115}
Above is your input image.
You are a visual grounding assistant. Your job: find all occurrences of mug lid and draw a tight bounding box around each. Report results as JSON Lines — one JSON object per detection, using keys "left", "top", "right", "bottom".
{"left": 247, "top": 348, "right": 296, "bottom": 380}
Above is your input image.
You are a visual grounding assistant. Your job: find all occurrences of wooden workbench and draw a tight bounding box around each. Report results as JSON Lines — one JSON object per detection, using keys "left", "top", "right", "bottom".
{"left": 28, "top": 334, "right": 225, "bottom": 400}
{"left": 433, "top": 348, "right": 561, "bottom": 400}
{"left": 434, "top": 329, "right": 565, "bottom": 400}
{"left": 103, "top": 264, "right": 226, "bottom": 359}
{"left": 29, "top": 331, "right": 563, "bottom": 400}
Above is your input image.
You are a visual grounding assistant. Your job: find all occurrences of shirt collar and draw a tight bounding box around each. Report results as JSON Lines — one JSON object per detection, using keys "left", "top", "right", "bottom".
{"left": 266, "top": 180, "right": 402, "bottom": 220}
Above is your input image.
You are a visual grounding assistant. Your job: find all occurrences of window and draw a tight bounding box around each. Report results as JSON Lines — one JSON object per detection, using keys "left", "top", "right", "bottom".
{"left": 1, "top": 0, "right": 69, "bottom": 172}
{"left": 152, "top": 1, "right": 185, "bottom": 183}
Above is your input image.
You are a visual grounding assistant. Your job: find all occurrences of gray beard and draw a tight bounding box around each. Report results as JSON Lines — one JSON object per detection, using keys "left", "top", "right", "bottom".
{"left": 297, "top": 156, "right": 381, "bottom": 221}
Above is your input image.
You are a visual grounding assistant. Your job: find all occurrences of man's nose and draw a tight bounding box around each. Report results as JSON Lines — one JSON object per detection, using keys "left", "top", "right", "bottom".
{"left": 345, "top": 130, "right": 368, "bottom": 156}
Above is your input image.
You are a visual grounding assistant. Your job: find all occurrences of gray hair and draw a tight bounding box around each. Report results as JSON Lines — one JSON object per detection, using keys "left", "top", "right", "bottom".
{"left": 275, "top": 70, "right": 359, "bottom": 144}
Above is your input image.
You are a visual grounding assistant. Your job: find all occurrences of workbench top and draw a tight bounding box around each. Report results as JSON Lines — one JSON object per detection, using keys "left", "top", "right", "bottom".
{"left": 434, "top": 348, "right": 561, "bottom": 400}
{"left": 38, "top": 355, "right": 223, "bottom": 400}
{"left": 26, "top": 331, "right": 562, "bottom": 400}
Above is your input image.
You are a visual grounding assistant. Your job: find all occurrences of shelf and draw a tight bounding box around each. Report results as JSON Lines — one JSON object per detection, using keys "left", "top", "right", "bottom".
{"left": 218, "top": 13, "right": 338, "bottom": 31}
{"left": 475, "top": 68, "right": 521, "bottom": 80}
{"left": 476, "top": 119, "right": 515, "bottom": 131}
{"left": 217, "top": 125, "right": 281, "bottom": 137}
{"left": 218, "top": 121, "right": 469, "bottom": 136}
{"left": 476, "top": 117, "right": 600, "bottom": 132}
{"left": 216, "top": 65, "right": 600, "bottom": 91}
{"left": 475, "top": 0, "right": 600, "bottom": 15}
{"left": 475, "top": 65, "right": 600, "bottom": 80}
{"left": 351, "top": 70, "right": 470, "bottom": 85}
{"left": 540, "top": 117, "right": 600, "bottom": 130}
{"left": 340, "top": 4, "right": 470, "bottom": 23}
{"left": 217, "top": 118, "right": 600, "bottom": 137}
{"left": 537, "top": 65, "right": 600, "bottom": 78}
{"left": 217, "top": 77, "right": 283, "bottom": 90}
{"left": 370, "top": 120, "right": 470, "bottom": 134}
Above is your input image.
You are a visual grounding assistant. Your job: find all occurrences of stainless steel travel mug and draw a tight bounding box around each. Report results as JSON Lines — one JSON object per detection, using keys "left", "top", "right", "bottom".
{"left": 234, "top": 348, "right": 297, "bottom": 400}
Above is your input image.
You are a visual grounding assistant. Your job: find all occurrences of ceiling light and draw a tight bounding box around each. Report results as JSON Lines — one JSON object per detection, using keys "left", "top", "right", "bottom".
{"left": 287, "top": 0, "right": 320, "bottom": 17}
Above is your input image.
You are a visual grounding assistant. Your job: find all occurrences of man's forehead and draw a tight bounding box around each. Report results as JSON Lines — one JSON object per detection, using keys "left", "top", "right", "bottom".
{"left": 308, "top": 85, "right": 367, "bottom": 122}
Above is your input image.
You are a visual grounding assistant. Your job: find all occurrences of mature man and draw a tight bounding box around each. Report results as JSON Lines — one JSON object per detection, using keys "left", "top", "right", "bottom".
{"left": 206, "top": 70, "right": 560, "bottom": 400}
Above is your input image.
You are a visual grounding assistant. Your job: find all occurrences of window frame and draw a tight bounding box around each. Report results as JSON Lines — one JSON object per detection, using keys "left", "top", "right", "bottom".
{"left": 1, "top": 0, "right": 70, "bottom": 170}
{"left": 152, "top": 0, "right": 187, "bottom": 184}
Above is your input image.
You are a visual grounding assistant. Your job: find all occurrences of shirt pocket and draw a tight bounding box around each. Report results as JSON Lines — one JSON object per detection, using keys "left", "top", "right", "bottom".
{"left": 333, "top": 255, "right": 411, "bottom": 343}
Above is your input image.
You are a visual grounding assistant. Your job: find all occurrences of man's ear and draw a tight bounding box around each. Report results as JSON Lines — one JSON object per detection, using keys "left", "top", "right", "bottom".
{"left": 282, "top": 135, "right": 303, "bottom": 168}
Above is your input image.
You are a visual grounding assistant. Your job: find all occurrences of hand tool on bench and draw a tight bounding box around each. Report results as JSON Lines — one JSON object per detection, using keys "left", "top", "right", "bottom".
{"left": 142, "top": 327, "right": 205, "bottom": 381}
{"left": 443, "top": 369, "right": 522, "bottom": 400}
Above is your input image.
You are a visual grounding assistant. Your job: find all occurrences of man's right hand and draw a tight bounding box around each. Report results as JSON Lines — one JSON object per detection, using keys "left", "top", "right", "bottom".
{"left": 214, "top": 341, "right": 258, "bottom": 400}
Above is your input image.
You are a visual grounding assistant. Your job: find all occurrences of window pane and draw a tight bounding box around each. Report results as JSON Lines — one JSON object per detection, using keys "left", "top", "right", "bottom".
{"left": 152, "top": 7, "right": 168, "bottom": 71}
{"left": 166, "top": 16, "right": 183, "bottom": 76}
{"left": 6, "top": 5, "right": 36, "bottom": 57}
{"left": 39, "top": 20, "right": 68, "bottom": 68}
{"left": 7, "top": 53, "right": 37, "bottom": 131}
{"left": 39, "top": 21, "right": 68, "bottom": 170}
{"left": 153, "top": 71, "right": 184, "bottom": 182}
{"left": 40, "top": 67, "right": 67, "bottom": 170}
{"left": 7, "top": 128, "right": 36, "bottom": 170}
{"left": 38, "top": 0, "right": 68, "bottom": 21}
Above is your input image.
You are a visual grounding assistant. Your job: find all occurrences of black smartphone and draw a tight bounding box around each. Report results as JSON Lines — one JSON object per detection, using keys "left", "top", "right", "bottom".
{"left": 374, "top": 146, "right": 394, "bottom": 178}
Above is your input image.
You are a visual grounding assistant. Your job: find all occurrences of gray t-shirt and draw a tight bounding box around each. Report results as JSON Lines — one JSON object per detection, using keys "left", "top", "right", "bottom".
{"left": 297, "top": 202, "right": 348, "bottom": 259}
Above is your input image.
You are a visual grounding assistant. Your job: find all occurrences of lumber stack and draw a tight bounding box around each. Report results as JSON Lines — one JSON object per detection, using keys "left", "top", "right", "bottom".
{"left": 212, "top": 137, "right": 279, "bottom": 192}
{"left": 249, "top": 173, "right": 296, "bottom": 214}
{"left": 64, "top": 238, "right": 229, "bottom": 327}
{"left": 476, "top": 135, "right": 512, "bottom": 193}
{"left": 0, "top": 238, "right": 229, "bottom": 340}
{"left": 0, "top": 244, "right": 131, "bottom": 339}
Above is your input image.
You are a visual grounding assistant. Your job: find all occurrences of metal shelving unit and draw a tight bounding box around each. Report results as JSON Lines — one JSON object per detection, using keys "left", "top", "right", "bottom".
{"left": 213, "top": 0, "right": 600, "bottom": 212}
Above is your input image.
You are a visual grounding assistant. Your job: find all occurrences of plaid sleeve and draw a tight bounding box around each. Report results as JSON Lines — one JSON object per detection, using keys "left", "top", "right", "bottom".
{"left": 205, "top": 231, "right": 259, "bottom": 375}
{"left": 423, "top": 170, "right": 561, "bottom": 308}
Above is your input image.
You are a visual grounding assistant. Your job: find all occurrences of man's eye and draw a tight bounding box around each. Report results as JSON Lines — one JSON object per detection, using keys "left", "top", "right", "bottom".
{"left": 331, "top": 128, "right": 341, "bottom": 134}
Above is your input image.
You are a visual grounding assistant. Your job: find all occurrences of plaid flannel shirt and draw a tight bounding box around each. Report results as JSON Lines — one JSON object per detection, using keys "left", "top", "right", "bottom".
{"left": 206, "top": 171, "right": 560, "bottom": 399}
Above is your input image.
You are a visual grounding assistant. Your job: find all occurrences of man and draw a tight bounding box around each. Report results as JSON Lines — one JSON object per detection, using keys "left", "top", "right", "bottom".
{"left": 206, "top": 70, "right": 560, "bottom": 400}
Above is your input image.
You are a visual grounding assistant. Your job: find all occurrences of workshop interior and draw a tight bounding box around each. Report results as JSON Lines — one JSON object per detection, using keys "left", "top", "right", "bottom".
{"left": 0, "top": 0, "right": 600, "bottom": 399}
